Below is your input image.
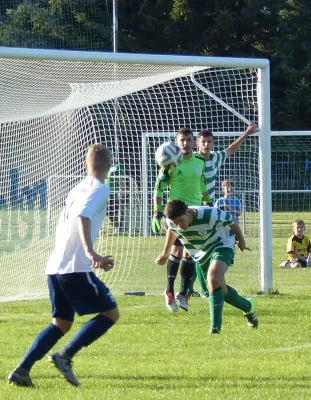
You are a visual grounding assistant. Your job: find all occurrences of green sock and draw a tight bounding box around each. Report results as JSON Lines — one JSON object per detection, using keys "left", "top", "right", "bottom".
{"left": 225, "top": 286, "right": 251, "bottom": 313}
{"left": 209, "top": 288, "right": 224, "bottom": 331}
{"left": 196, "top": 263, "right": 208, "bottom": 294}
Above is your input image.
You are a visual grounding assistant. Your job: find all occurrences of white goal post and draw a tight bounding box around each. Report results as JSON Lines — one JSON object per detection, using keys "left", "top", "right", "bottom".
{"left": 0, "top": 47, "right": 272, "bottom": 301}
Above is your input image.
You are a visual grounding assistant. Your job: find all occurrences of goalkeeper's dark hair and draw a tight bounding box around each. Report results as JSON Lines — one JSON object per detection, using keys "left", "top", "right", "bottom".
{"left": 175, "top": 127, "right": 193, "bottom": 139}
{"left": 198, "top": 129, "right": 213, "bottom": 139}
{"left": 164, "top": 199, "right": 188, "bottom": 220}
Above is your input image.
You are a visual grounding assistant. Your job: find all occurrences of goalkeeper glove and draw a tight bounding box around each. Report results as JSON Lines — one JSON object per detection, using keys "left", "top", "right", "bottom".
{"left": 202, "top": 194, "right": 213, "bottom": 207}
{"left": 152, "top": 205, "right": 164, "bottom": 233}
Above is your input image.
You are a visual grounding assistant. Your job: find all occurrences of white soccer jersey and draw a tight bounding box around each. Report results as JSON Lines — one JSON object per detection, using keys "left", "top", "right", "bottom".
{"left": 46, "top": 176, "right": 110, "bottom": 275}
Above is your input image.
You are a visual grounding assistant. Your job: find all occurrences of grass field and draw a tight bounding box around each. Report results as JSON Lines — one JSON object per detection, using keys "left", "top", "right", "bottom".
{"left": 1, "top": 267, "right": 311, "bottom": 399}
{"left": 1, "top": 211, "right": 311, "bottom": 399}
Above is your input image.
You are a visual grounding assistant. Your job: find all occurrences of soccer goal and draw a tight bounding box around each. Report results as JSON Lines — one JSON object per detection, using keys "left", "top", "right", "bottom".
{"left": 0, "top": 47, "right": 271, "bottom": 301}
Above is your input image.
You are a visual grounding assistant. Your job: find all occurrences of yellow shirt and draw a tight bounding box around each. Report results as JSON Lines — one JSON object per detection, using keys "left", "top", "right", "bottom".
{"left": 287, "top": 235, "right": 311, "bottom": 261}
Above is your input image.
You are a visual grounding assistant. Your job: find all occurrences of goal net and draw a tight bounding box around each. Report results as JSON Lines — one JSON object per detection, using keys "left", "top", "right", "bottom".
{"left": 0, "top": 48, "right": 271, "bottom": 301}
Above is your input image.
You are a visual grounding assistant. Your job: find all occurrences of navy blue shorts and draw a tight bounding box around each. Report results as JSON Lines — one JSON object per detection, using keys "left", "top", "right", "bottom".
{"left": 47, "top": 272, "right": 117, "bottom": 322}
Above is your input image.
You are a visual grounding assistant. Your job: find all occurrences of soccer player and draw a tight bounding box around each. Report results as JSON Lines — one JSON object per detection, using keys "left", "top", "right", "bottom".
{"left": 8, "top": 144, "right": 119, "bottom": 388}
{"left": 279, "top": 219, "right": 311, "bottom": 268}
{"left": 215, "top": 179, "right": 241, "bottom": 224}
{"left": 156, "top": 199, "right": 258, "bottom": 334}
{"left": 197, "top": 122, "right": 259, "bottom": 203}
{"left": 188, "top": 123, "right": 259, "bottom": 297}
{"left": 152, "top": 127, "right": 211, "bottom": 312}
{"left": 105, "top": 155, "right": 126, "bottom": 233}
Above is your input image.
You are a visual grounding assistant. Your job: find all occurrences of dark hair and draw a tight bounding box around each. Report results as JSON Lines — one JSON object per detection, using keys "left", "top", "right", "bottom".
{"left": 164, "top": 199, "right": 188, "bottom": 220}
{"left": 197, "top": 130, "right": 213, "bottom": 140}
{"left": 175, "top": 127, "right": 193, "bottom": 139}
{"left": 222, "top": 179, "right": 235, "bottom": 188}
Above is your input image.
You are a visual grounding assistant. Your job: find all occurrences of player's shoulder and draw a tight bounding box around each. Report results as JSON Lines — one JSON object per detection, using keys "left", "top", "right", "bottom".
{"left": 87, "top": 177, "right": 110, "bottom": 196}
{"left": 193, "top": 153, "right": 206, "bottom": 168}
{"left": 194, "top": 152, "right": 205, "bottom": 162}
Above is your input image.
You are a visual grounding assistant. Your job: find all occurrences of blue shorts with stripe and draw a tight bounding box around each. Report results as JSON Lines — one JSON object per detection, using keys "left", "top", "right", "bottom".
{"left": 47, "top": 272, "right": 117, "bottom": 322}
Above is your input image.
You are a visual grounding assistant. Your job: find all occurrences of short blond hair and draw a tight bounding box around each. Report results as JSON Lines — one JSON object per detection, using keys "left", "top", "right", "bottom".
{"left": 86, "top": 144, "right": 111, "bottom": 173}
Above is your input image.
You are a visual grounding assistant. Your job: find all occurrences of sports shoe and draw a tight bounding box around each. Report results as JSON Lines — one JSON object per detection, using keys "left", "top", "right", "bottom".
{"left": 188, "top": 291, "right": 201, "bottom": 297}
{"left": 209, "top": 328, "right": 220, "bottom": 334}
{"left": 201, "top": 291, "right": 210, "bottom": 298}
{"left": 175, "top": 292, "right": 189, "bottom": 312}
{"left": 244, "top": 298, "right": 258, "bottom": 328}
{"left": 164, "top": 290, "right": 178, "bottom": 312}
{"left": 8, "top": 370, "right": 34, "bottom": 387}
{"left": 48, "top": 352, "right": 80, "bottom": 387}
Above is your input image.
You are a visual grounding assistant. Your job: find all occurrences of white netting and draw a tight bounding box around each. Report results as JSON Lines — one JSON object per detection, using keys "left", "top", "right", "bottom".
{"left": 271, "top": 133, "right": 311, "bottom": 240}
{"left": 0, "top": 51, "right": 265, "bottom": 301}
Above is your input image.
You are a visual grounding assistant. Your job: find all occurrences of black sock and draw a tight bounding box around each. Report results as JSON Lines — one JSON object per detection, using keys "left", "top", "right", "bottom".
{"left": 180, "top": 258, "right": 195, "bottom": 296}
{"left": 19, "top": 324, "right": 64, "bottom": 371}
{"left": 167, "top": 255, "right": 181, "bottom": 295}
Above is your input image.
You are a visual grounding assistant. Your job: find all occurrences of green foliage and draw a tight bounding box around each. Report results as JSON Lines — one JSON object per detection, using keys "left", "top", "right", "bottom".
{"left": 1, "top": 0, "right": 311, "bottom": 128}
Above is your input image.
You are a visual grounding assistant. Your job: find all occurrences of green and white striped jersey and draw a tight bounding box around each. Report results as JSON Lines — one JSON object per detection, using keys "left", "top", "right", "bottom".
{"left": 196, "top": 150, "right": 227, "bottom": 201}
{"left": 167, "top": 206, "right": 235, "bottom": 265}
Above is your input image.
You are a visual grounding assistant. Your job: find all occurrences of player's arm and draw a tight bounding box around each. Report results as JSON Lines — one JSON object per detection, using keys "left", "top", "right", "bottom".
{"left": 226, "top": 123, "right": 259, "bottom": 157}
{"left": 78, "top": 216, "right": 114, "bottom": 270}
{"left": 152, "top": 167, "right": 169, "bottom": 233}
{"left": 286, "top": 237, "right": 297, "bottom": 259}
{"left": 230, "top": 222, "right": 250, "bottom": 252}
{"left": 155, "top": 228, "right": 178, "bottom": 265}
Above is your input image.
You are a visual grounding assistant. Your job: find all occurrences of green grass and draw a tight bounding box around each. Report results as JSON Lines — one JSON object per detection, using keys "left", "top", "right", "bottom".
{"left": 1, "top": 270, "right": 311, "bottom": 399}
{"left": 1, "top": 211, "right": 311, "bottom": 398}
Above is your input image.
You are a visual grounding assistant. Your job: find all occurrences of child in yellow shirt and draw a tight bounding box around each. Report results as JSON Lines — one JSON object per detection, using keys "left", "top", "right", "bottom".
{"left": 280, "top": 219, "right": 311, "bottom": 268}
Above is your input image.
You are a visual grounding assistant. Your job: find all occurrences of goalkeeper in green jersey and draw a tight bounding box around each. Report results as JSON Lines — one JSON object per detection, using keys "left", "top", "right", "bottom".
{"left": 152, "top": 127, "right": 211, "bottom": 313}
{"left": 157, "top": 199, "right": 258, "bottom": 334}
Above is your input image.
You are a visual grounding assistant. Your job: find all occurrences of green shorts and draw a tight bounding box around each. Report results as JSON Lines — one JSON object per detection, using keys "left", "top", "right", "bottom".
{"left": 199, "top": 248, "right": 234, "bottom": 276}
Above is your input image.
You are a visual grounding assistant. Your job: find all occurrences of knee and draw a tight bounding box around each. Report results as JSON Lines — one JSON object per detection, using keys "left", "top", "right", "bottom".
{"left": 208, "top": 271, "right": 221, "bottom": 290}
{"left": 101, "top": 307, "right": 120, "bottom": 323}
{"left": 52, "top": 318, "right": 73, "bottom": 334}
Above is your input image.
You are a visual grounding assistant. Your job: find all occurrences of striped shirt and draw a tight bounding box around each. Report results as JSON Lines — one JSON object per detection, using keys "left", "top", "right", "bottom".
{"left": 197, "top": 150, "right": 227, "bottom": 201}
{"left": 167, "top": 206, "right": 235, "bottom": 265}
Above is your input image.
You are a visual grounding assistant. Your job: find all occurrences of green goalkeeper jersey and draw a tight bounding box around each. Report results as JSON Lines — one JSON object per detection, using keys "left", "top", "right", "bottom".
{"left": 154, "top": 154, "right": 206, "bottom": 206}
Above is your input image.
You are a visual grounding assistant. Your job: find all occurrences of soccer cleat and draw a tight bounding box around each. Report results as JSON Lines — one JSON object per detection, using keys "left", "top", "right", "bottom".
{"left": 188, "top": 291, "right": 201, "bottom": 298}
{"left": 175, "top": 292, "right": 189, "bottom": 312}
{"left": 164, "top": 290, "right": 178, "bottom": 312}
{"left": 209, "top": 328, "right": 220, "bottom": 334}
{"left": 244, "top": 298, "right": 258, "bottom": 328}
{"left": 48, "top": 352, "right": 80, "bottom": 387}
{"left": 8, "top": 370, "right": 34, "bottom": 387}
{"left": 201, "top": 291, "right": 210, "bottom": 298}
